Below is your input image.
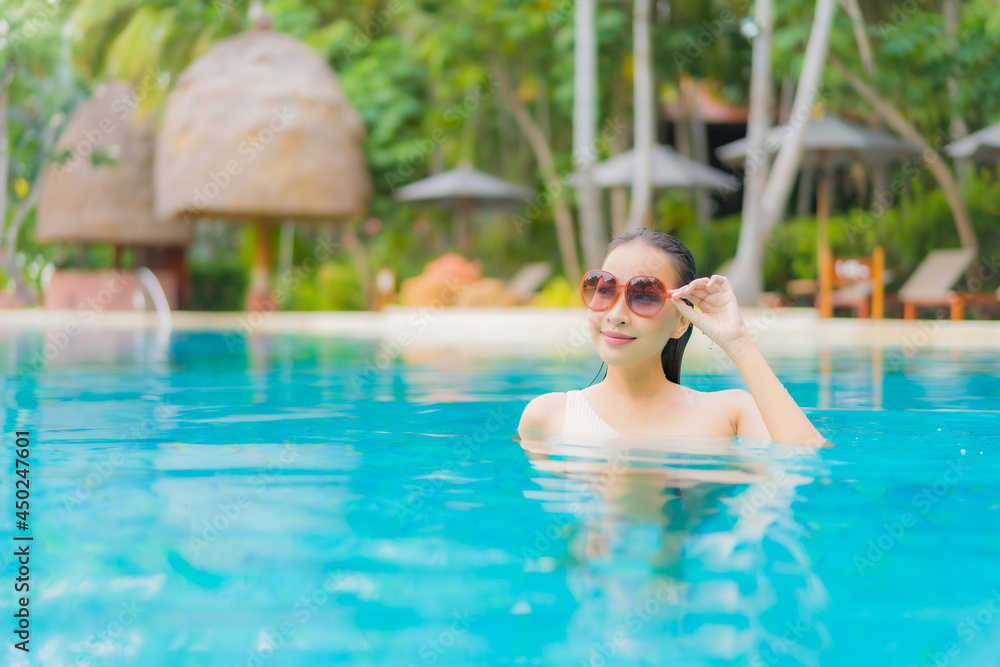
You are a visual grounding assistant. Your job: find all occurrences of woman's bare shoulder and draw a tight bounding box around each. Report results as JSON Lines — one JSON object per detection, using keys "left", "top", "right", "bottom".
{"left": 678, "top": 386, "right": 754, "bottom": 426}
{"left": 518, "top": 392, "right": 568, "bottom": 437}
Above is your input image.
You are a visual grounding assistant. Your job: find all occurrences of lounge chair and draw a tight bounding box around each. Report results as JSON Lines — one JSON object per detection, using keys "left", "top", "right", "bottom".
{"left": 507, "top": 261, "right": 553, "bottom": 302}
{"left": 897, "top": 248, "right": 976, "bottom": 320}
{"left": 953, "top": 284, "right": 1000, "bottom": 320}
{"left": 818, "top": 247, "right": 890, "bottom": 318}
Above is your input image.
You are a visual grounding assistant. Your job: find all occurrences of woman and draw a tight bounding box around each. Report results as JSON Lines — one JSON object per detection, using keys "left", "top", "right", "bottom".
{"left": 518, "top": 229, "right": 824, "bottom": 447}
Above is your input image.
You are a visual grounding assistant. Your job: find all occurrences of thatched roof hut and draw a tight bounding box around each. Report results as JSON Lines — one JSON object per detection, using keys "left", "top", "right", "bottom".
{"left": 155, "top": 27, "right": 371, "bottom": 223}
{"left": 36, "top": 81, "right": 191, "bottom": 245}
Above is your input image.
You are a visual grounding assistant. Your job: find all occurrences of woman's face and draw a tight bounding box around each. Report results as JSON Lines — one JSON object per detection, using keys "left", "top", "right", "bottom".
{"left": 587, "top": 242, "right": 691, "bottom": 369}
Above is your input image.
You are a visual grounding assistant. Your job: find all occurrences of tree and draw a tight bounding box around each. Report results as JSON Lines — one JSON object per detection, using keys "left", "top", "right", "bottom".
{"left": 1, "top": 0, "right": 78, "bottom": 304}
{"left": 626, "top": 0, "right": 653, "bottom": 231}
{"left": 729, "top": 0, "right": 772, "bottom": 305}
{"left": 574, "top": 0, "right": 605, "bottom": 266}
{"left": 728, "top": 0, "right": 837, "bottom": 305}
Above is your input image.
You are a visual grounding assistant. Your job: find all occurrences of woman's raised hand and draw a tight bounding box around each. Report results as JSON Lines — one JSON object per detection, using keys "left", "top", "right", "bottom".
{"left": 668, "top": 275, "right": 749, "bottom": 353}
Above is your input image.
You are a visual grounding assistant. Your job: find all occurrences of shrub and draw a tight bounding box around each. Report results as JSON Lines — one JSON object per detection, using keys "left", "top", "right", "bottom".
{"left": 188, "top": 261, "right": 248, "bottom": 311}
{"left": 285, "top": 260, "right": 367, "bottom": 311}
{"left": 531, "top": 275, "right": 578, "bottom": 307}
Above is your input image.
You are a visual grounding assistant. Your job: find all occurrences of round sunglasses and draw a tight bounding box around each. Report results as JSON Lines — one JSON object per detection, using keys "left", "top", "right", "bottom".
{"left": 580, "top": 269, "right": 669, "bottom": 317}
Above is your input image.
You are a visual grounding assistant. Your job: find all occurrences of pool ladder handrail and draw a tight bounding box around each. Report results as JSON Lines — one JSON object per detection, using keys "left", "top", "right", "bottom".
{"left": 132, "top": 266, "right": 173, "bottom": 330}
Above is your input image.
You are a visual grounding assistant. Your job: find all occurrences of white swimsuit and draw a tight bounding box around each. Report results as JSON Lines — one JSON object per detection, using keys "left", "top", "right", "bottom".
{"left": 562, "top": 390, "right": 620, "bottom": 438}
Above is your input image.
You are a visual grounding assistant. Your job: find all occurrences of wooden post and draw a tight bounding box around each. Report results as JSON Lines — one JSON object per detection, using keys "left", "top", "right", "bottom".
{"left": 247, "top": 219, "right": 276, "bottom": 312}
{"left": 816, "top": 152, "right": 833, "bottom": 318}
{"left": 950, "top": 295, "right": 964, "bottom": 321}
{"left": 819, "top": 245, "right": 834, "bottom": 318}
{"left": 456, "top": 201, "right": 473, "bottom": 257}
{"left": 165, "top": 246, "right": 188, "bottom": 310}
{"left": 872, "top": 245, "right": 884, "bottom": 319}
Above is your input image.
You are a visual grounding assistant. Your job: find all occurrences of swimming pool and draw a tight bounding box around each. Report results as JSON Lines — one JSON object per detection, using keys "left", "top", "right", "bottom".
{"left": 2, "top": 327, "right": 999, "bottom": 666}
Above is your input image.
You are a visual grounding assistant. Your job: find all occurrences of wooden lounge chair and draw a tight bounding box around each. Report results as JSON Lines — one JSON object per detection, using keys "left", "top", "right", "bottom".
{"left": 818, "top": 246, "right": 888, "bottom": 318}
{"left": 897, "top": 248, "right": 976, "bottom": 320}
{"left": 953, "top": 284, "right": 1000, "bottom": 320}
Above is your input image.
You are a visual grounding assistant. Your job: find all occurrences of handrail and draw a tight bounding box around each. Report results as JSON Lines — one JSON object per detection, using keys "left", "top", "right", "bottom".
{"left": 132, "top": 267, "right": 173, "bottom": 329}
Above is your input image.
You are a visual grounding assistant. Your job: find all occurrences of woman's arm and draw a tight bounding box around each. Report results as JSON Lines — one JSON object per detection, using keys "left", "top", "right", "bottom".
{"left": 725, "top": 336, "right": 824, "bottom": 446}
{"left": 669, "top": 275, "right": 825, "bottom": 447}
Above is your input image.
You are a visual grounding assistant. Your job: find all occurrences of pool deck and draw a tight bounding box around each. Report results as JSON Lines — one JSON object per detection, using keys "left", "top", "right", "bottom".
{"left": 3, "top": 306, "right": 998, "bottom": 357}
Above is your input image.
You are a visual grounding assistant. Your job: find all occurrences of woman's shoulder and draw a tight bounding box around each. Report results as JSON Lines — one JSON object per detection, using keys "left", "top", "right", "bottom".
{"left": 518, "top": 392, "right": 569, "bottom": 437}
{"left": 681, "top": 386, "right": 753, "bottom": 417}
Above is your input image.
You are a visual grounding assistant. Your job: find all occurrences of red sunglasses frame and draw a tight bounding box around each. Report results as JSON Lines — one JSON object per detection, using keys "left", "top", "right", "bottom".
{"left": 579, "top": 270, "right": 670, "bottom": 317}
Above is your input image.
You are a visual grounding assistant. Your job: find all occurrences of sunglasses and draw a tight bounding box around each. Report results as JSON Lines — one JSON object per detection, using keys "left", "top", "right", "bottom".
{"left": 580, "top": 269, "right": 670, "bottom": 317}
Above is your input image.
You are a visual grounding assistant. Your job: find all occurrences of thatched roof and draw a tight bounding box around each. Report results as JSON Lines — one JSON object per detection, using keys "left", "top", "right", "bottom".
{"left": 155, "top": 29, "right": 371, "bottom": 224}
{"left": 36, "top": 82, "right": 192, "bottom": 246}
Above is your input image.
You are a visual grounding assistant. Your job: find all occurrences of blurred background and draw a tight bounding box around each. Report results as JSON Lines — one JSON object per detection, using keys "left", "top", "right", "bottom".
{"left": 1, "top": 0, "right": 999, "bottom": 316}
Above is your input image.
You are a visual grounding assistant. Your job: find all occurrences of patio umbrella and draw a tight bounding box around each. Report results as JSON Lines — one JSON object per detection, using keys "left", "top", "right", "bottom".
{"left": 155, "top": 23, "right": 371, "bottom": 311}
{"left": 570, "top": 144, "right": 738, "bottom": 190}
{"left": 394, "top": 164, "right": 535, "bottom": 256}
{"left": 945, "top": 122, "right": 1000, "bottom": 162}
{"left": 716, "top": 114, "right": 920, "bottom": 316}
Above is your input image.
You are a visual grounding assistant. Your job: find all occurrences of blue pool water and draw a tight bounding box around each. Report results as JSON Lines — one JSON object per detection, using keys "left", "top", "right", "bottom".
{"left": 1, "top": 328, "right": 999, "bottom": 666}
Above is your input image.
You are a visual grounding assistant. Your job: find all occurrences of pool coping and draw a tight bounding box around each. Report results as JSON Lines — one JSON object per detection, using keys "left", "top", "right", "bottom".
{"left": 3, "top": 306, "right": 998, "bottom": 357}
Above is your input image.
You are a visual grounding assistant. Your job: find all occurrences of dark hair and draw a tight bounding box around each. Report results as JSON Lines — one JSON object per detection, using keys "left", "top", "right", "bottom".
{"left": 602, "top": 228, "right": 696, "bottom": 384}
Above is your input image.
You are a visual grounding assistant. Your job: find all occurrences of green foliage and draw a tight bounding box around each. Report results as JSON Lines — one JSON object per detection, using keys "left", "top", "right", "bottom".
{"left": 695, "top": 169, "right": 1000, "bottom": 294}
{"left": 531, "top": 275, "right": 576, "bottom": 307}
{"left": 5, "top": 0, "right": 1000, "bottom": 309}
{"left": 188, "top": 259, "right": 247, "bottom": 311}
{"left": 285, "top": 260, "right": 367, "bottom": 311}
{"left": 670, "top": 214, "right": 741, "bottom": 278}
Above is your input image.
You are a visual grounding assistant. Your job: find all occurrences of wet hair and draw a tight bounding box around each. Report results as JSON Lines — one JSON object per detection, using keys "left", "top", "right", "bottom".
{"left": 598, "top": 228, "right": 696, "bottom": 384}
